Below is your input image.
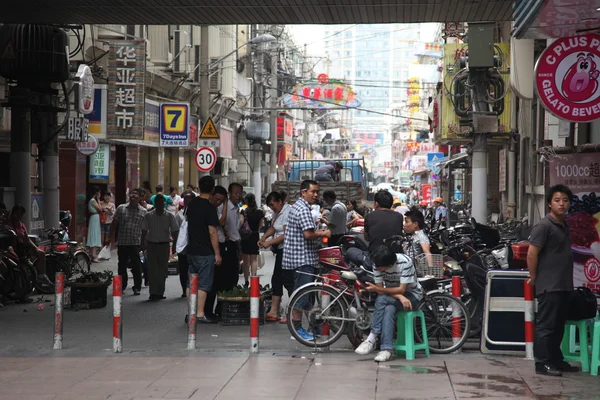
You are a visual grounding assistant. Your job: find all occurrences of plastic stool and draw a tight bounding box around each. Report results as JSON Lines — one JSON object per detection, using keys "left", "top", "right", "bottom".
{"left": 394, "top": 310, "right": 430, "bottom": 360}
{"left": 591, "top": 319, "right": 600, "bottom": 376}
{"left": 562, "top": 319, "right": 593, "bottom": 372}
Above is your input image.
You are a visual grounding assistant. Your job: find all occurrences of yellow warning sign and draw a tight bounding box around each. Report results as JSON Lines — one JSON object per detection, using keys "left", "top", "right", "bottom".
{"left": 199, "top": 117, "right": 219, "bottom": 139}
{"left": 1, "top": 41, "right": 16, "bottom": 60}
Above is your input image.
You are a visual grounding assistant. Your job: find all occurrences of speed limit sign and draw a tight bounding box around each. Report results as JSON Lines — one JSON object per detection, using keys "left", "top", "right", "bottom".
{"left": 195, "top": 147, "right": 217, "bottom": 172}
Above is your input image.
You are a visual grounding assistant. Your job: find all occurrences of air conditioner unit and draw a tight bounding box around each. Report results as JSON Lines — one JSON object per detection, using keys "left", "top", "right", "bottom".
{"left": 209, "top": 57, "right": 222, "bottom": 93}
{"left": 221, "top": 158, "right": 229, "bottom": 176}
{"left": 172, "top": 30, "right": 190, "bottom": 74}
{"left": 228, "top": 159, "right": 238, "bottom": 173}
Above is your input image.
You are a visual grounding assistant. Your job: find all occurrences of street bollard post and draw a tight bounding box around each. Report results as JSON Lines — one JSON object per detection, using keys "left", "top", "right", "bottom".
{"left": 113, "top": 275, "right": 123, "bottom": 353}
{"left": 524, "top": 280, "right": 535, "bottom": 360}
{"left": 187, "top": 274, "right": 198, "bottom": 350}
{"left": 451, "top": 275, "right": 462, "bottom": 353}
{"left": 250, "top": 275, "right": 260, "bottom": 354}
{"left": 53, "top": 272, "right": 65, "bottom": 350}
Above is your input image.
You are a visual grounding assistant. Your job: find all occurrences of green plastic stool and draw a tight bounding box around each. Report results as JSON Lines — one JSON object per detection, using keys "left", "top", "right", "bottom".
{"left": 591, "top": 319, "right": 600, "bottom": 376}
{"left": 562, "top": 319, "right": 593, "bottom": 372}
{"left": 394, "top": 310, "right": 430, "bottom": 360}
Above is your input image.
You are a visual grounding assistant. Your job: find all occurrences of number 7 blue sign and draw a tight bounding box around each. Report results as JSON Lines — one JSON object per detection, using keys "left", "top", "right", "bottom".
{"left": 159, "top": 103, "right": 189, "bottom": 147}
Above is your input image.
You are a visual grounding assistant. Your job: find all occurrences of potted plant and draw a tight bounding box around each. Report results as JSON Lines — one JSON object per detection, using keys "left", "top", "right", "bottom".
{"left": 65, "top": 269, "right": 113, "bottom": 309}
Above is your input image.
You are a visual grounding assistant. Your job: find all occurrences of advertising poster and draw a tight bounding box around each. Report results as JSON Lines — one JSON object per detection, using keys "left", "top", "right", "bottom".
{"left": 549, "top": 152, "right": 600, "bottom": 292}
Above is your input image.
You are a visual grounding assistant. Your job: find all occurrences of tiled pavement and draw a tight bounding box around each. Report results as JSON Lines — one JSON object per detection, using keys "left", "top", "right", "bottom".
{"left": 1, "top": 352, "right": 599, "bottom": 400}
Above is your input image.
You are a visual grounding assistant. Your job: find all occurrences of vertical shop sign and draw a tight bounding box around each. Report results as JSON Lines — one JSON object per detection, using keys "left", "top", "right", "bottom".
{"left": 107, "top": 41, "right": 145, "bottom": 139}
{"left": 89, "top": 144, "right": 111, "bottom": 181}
{"left": 550, "top": 153, "right": 600, "bottom": 293}
{"left": 421, "top": 184, "right": 432, "bottom": 202}
{"left": 499, "top": 149, "right": 507, "bottom": 192}
{"left": 30, "top": 194, "right": 44, "bottom": 236}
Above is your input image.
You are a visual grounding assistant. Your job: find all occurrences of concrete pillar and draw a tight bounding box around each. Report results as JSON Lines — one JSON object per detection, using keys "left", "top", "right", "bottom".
{"left": 42, "top": 110, "right": 60, "bottom": 230}
{"left": 147, "top": 26, "right": 170, "bottom": 66}
{"left": 252, "top": 143, "right": 262, "bottom": 202}
{"left": 10, "top": 87, "right": 32, "bottom": 230}
{"left": 471, "top": 134, "right": 488, "bottom": 224}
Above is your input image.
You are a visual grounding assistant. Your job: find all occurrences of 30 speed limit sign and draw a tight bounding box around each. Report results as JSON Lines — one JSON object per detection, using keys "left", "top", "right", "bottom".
{"left": 195, "top": 147, "right": 217, "bottom": 172}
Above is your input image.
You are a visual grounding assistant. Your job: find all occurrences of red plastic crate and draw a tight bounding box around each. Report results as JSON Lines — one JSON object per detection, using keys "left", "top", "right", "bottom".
{"left": 511, "top": 241, "right": 530, "bottom": 261}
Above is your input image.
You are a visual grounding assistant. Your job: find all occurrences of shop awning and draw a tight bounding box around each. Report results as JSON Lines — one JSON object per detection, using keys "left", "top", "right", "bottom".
{"left": 435, "top": 153, "right": 469, "bottom": 169}
{"left": 412, "top": 168, "right": 429, "bottom": 176}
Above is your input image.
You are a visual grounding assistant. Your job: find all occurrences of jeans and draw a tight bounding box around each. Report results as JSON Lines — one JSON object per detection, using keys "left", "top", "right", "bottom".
{"left": 534, "top": 291, "right": 571, "bottom": 366}
{"left": 315, "top": 173, "right": 333, "bottom": 182}
{"left": 293, "top": 265, "right": 316, "bottom": 310}
{"left": 117, "top": 245, "right": 142, "bottom": 291}
{"left": 371, "top": 294, "right": 418, "bottom": 351}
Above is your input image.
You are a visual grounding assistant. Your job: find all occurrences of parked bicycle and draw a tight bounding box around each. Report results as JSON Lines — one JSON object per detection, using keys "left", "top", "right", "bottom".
{"left": 35, "top": 228, "right": 90, "bottom": 285}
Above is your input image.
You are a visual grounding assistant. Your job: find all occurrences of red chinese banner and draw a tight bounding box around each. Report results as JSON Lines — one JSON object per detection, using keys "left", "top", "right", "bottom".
{"left": 549, "top": 152, "right": 600, "bottom": 293}
{"left": 421, "top": 184, "right": 432, "bottom": 202}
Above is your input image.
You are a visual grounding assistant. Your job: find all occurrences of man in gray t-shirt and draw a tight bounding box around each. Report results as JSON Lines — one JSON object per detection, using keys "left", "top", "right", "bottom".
{"left": 527, "top": 184, "right": 577, "bottom": 377}
{"left": 322, "top": 190, "right": 347, "bottom": 245}
{"left": 354, "top": 245, "right": 423, "bottom": 363}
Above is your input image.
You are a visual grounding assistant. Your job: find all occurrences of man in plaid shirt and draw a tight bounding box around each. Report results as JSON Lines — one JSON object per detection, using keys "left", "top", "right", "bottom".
{"left": 282, "top": 180, "right": 330, "bottom": 340}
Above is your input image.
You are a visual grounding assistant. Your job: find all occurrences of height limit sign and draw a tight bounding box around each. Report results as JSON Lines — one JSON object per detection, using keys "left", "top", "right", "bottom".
{"left": 195, "top": 147, "right": 217, "bottom": 172}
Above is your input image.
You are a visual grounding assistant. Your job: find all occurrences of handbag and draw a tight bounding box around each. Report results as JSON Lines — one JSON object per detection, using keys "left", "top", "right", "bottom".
{"left": 240, "top": 211, "right": 253, "bottom": 240}
{"left": 176, "top": 220, "right": 189, "bottom": 254}
{"left": 99, "top": 211, "right": 107, "bottom": 225}
{"left": 569, "top": 286, "right": 599, "bottom": 321}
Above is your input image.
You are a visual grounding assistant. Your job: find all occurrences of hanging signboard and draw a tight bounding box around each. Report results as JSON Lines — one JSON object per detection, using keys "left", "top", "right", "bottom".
{"left": 30, "top": 194, "right": 44, "bottom": 236}
{"left": 535, "top": 34, "right": 600, "bottom": 123}
{"left": 84, "top": 84, "right": 107, "bottom": 139}
{"left": 107, "top": 40, "right": 145, "bottom": 140}
{"left": 283, "top": 76, "right": 361, "bottom": 109}
{"left": 421, "top": 184, "right": 432, "bottom": 203}
{"left": 549, "top": 152, "right": 600, "bottom": 293}
{"left": 89, "top": 143, "right": 111, "bottom": 181}
{"left": 76, "top": 134, "right": 99, "bottom": 156}
{"left": 160, "top": 103, "right": 189, "bottom": 147}
{"left": 66, "top": 117, "right": 89, "bottom": 142}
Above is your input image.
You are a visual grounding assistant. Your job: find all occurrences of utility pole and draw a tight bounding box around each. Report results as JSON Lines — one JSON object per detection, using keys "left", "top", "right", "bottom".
{"left": 198, "top": 25, "right": 210, "bottom": 180}
{"left": 268, "top": 36, "right": 278, "bottom": 188}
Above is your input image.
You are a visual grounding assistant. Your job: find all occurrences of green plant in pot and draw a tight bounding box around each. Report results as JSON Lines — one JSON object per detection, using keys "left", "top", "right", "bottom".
{"left": 68, "top": 269, "right": 113, "bottom": 286}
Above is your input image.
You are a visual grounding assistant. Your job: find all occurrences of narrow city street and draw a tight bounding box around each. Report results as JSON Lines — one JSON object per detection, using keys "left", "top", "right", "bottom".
{"left": 1, "top": 252, "right": 600, "bottom": 400}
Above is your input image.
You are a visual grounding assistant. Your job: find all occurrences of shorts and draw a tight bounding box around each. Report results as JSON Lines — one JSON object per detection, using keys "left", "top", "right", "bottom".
{"left": 187, "top": 254, "right": 215, "bottom": 292}
{"left": 293, "top": 264, "right": 316, "bottom": 310}
{"left": 101, "top": 223, "right": 111, "bottom": 234}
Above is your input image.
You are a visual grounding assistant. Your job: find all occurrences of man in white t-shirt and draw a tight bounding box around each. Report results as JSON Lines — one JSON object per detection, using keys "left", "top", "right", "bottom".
{"left": 355, "top": 245, "right": 423, "bottom": 362}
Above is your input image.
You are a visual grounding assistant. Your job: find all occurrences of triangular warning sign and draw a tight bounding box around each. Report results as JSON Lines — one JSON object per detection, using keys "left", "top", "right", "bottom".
{"left": 1, "top": 41, "right": 16, "bottom": 60}
{"left": 199, "top": 117, "right": 219, "bottom": 139}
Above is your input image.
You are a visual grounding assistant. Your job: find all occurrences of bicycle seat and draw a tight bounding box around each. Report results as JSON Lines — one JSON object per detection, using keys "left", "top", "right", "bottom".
{"left": 68, "top": 241, "right": 78, "bottom": 247}
{"left": 341, "top": 271, "right": 358, "bottom": 281}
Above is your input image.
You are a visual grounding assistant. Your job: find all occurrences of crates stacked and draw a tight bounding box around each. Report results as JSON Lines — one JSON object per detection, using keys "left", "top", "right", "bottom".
{"left": 220, "top": 299, "right": 265, "bottom": 326}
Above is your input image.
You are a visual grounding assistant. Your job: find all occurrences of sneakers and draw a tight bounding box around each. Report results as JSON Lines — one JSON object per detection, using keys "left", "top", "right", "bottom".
{"left": 374, "top": 350, "right": 393, "bottom": 362}
{"left": 296, "top": 328, "right": 316, "bottom": 341}
{"left": 355, "top": 340, "right": 375, "bottom": 355}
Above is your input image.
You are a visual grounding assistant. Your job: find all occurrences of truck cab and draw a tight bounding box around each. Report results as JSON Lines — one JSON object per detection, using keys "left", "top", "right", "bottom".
{"left": 287, "top": 159, "right": 367, "bottom": 188}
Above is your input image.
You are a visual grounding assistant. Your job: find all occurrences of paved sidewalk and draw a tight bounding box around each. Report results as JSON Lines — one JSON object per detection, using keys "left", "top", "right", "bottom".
{"left": 1, "top": 351, "right": 599, "bottom": 400}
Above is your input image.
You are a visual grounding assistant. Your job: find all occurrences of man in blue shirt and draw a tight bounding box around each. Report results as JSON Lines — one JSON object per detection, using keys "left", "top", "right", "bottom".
{"left": 433, "top": 197, "right": 449, "bottom": 228}
{"left": 282, "top": 180, "right": 330, "bottom": 340}
{"left": 455, "top": 185, "right": 463, "bottom": 201}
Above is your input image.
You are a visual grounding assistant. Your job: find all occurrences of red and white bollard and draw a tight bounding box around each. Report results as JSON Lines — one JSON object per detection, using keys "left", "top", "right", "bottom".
{"left": 451, "top": 275, "right": 462, "bottom": 353}
{"left": 187, "top": 274, "right": 199, "bottom": 350}
{"left": 113, "top": 275, "right": 123, "bottom": 353}
{"left": 250, "top": 276, "right": 260, "bottom": 354}
{"left": 53, "top": 272, "right": 65, "bottom": 350}
{"left": 524, "top": 280, "right": 535, "bottom": 360}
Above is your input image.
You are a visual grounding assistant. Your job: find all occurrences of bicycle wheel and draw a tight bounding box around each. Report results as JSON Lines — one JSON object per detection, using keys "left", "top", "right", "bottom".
{"left": 6, "top": 266, "right": 29, "bottom": 301}
{"left": 286, "top": 284, "right": 349, "bottom": 348}
{"left": 417, "top": 292, "right": 471, "bottom": 354}
{"left": 45, "top": 256, "right": 71, "bottom": 284}
{"left": 72, "top": 251, "right": 91, "bottom": 275}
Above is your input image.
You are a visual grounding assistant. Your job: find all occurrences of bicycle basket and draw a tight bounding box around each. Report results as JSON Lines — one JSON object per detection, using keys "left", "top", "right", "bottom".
{"left": 414, "top": 253, "right": 444, "bottom": 279}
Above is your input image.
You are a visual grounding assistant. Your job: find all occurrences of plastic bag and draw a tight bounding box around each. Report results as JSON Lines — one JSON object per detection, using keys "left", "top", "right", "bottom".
{"left": 258, "top": 251, "right": 264, "bottom": 270}
{"left": 98, "top": 245, "right": 111, "bottom": 260}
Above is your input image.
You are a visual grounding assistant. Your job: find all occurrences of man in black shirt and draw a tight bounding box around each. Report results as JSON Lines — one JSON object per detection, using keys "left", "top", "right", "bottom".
{"left": 364, "top": 190, "right": 404, "bottom": 254}
{"left": 185, "top": 176, "right": 222, "bottom": 324}
{"left": 527, "top": 184, "right": 577, "bottom": 376}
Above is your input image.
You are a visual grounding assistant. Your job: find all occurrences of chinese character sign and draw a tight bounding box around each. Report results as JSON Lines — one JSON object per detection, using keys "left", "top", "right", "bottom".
{"left": 283, "top": 78, "right": 361, "bottom": 109}
{"left": 108, "top": 41, "right": 145, "bottom": 140}
{"left": 89, "top": 143, "right": 111, "bottom": 181}
{"left": 550, "top": 152, "right": 600, "bottom": 293}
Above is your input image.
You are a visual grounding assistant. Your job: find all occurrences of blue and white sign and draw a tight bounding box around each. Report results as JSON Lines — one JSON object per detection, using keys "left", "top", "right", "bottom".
{"left": 426, "top": 152, "right": 444, "bottom": 171}
{"left": 89, "top": 143, "right": 111, "bottom": 181}
{"left": 160, "top": 103, "right": 189, "bottom": 147}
